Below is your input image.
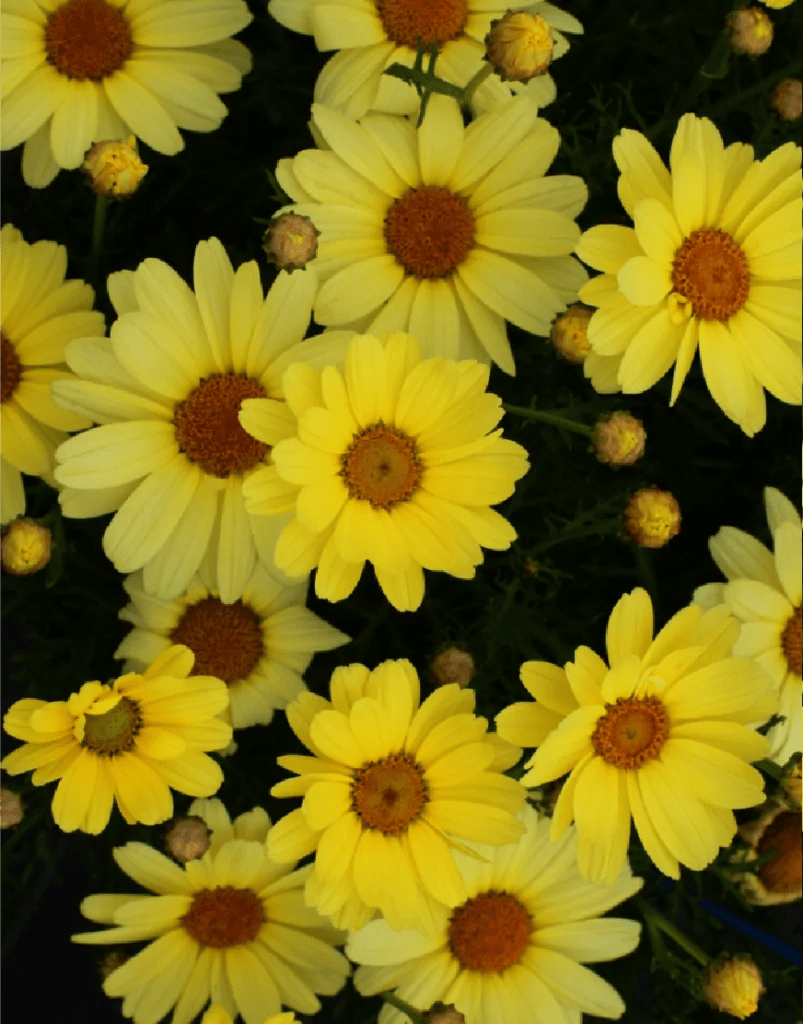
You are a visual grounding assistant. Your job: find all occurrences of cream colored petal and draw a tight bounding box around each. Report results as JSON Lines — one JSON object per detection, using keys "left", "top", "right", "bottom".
{"left": 309, "top": 1, "right": 386, "bottom": 48}
{"left": 475, "top": 207, "right": 580, "bottom": 258}
{"left": 49, "top": 80, "right": 98, "bottom": 169}
{"left": 450, "top": 95, "right": 541, "bottom": 194}
{"left": 310, "top": 102, "right": 404, "bottom": 197}
{"left": 314, "top": 44, "right": 393, "bottom": 120}
{"left": 103, "top": 71, "right": 183, "bottom": 156}
{"left": 130, "top": 0, "right": 252, "bottom": 47}
{"left": 314, "top": 256, "right": 405, "bottom": 325}
{"left": 54, "top": 421, "right": 177, "bottom": 489}
{"left": 1, "top": 62, "right": 67, "bottom": 151}
{"left": 456, "top": 248, "right": 562, "bottom": 337}
{"left": 575, "top": 224, "right": 642, "bottom": 274}
{"left": 709, "top": 525, "right": 779, "bottom": 587}
{"left": 418, "top": 92, "right": 463, "bottom": 187}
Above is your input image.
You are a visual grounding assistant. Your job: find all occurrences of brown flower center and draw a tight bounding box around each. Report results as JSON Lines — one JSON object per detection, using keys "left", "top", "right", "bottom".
{"left": 1, "top": 333, "right": 21, "bottom": 404}
{"left": 46, "top": 0, "right": 133, "bottom": 81}
{"left": 782, "top": 606, "right": 802, "bottom": 677}
{"left": 756, "top": 810, "right": 802, "bottom": 894}
{"left": 351, "top": 752, "right": 428, "bottom": 834}
{"left": 591, "top": 695, "right": 670, "bottom": 769}
{"left": 174, "top": 374, "right": 269, "bottom": 478}
{"left": 670, "top": 229, "right": 750, "bottom": 321}
{"left": 339, "top": 421, "right": 423, "bottom": 509}
{"left": 168, "top": 597, "right": 265, "bottom": 686}
{"left": 82, "top": 696, "right": 142, "bottom": 756}
{"left": 376, "top": 0, "right": 468, "bottom": 48}
{"left": 384, "top": 187, "right": 475, "bottom": 279}
{"left": 448, "top": 890, "right": 533, "bottom": 971}
{"left": 182, "top": 886, "right": 264, "bottom": 947}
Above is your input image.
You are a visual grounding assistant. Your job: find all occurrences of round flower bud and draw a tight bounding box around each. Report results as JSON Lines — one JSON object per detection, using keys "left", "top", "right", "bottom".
{"left": 431, "top": 647, "right": 475, "bottom": 688}
{"left": 0, "top": 788, "right": 23, "bottom": 828}
{"left": 703, "top": 954, "right": 765, "bottom": 1019}
{"left": 263, "top": 212, "right": 319, "bottom": 272}
{"left": 781, "top": 754, "right": 801, "bottom": 807}
{"left": 591, "top": 412, "right": 646, "bottom": 468}
{"left": 624, "top": 488, "right": 681, "bottom": 549}
{"left": 550, "top": 305, "right": 593, "bottom": 364}
{"left": 1, "top": 518, "right": 51, "bottom": 575}
{"left": 165, "top": 815, "right": 210, "bottom": 863}
{"left": 769, "top": 78, "right": 802, "bottom": 120}
{"left": 727, "top": 8, "right": 774, "bottom": 56}
{"left": 82, "top": 136, "right": 148, "bottom": 198}
{"left": 485, "top": 10, "right": 554, "bottom": 82}
{"left": 728, "top": 795, "right": 802, "bottom": 906}
{"left": 426, "top": 1004, "right": 466, "bottom": 1024}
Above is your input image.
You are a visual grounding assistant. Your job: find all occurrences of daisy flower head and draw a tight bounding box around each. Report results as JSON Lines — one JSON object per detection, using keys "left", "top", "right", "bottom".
{"left": 346, "top": 803, "right": 643, "bottom": 1024}
{"left": 266, "top": 658, "right": 526, "bottom": 933}
{"left": 495, "top": 588, "right": 780, "bottom": 884}
{"left": 51, "top": 237, "right": 350, "bottom": 604}
{"left": 115, "top": 561, "right": 350, "bottom": 731}
{"left": 1, "top": 0, "right": 253, "bottom": 188}
{"left": 1, "top": 223, "right": 104, "bottom": 524}
{"left": 574, "top": 113, "right": 802, "bottom": 436}
{"left": 695, "top": 486, "right": 802, "bottom": 767}
{"left": 240, "top": 330, "right": 530, "bottom": 613}
{"left": 267, "top": 0, "right": 583, "bottom": 120}
{"left": 273, "top": 94, "right": 588, "bottom": 375}
{"left": 0, "top": 645, "right": 231, "bottom": 834}
{"left": 71, "top": 796, "right": 351, "bottom": 1024}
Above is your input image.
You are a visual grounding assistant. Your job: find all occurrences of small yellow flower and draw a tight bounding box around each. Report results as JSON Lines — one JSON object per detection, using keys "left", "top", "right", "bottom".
{"left": 1, "top": 518, "right": 51, "bottom": 575}
{"left": 550, "top": 304, "right": 593, "bottom": 364}
{"left": 82, "top": 136, "right": 148, "bottom": 198}
{"left": 703, "top": 954, "right": 765, "bottom": 1019}
{"left": 591, "top": 411, "right": 646, "bottom": 468}
{"left": 624, "top": 487, "right": 681, "bottom": 548}
{"left": 485, "top": 11, "right": 554, "bottom": 82}
{"left": 728, "top": 7, "right": 774, "bottom": 56}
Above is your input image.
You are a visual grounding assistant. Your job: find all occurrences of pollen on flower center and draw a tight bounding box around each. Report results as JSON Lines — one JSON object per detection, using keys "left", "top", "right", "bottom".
{"left": 384, "top": 187, "right": 475, "bottom": 279}
{"left": 376, "top": 0, "right": 468, "bottom": 49}
{"left": 448, "top": 890, "right": 533, "bottom": 971}
{"left": 182, "top": 886, "right": 265, "bottom": 947}
{"left": 169, "top": 597, "right": 265, "bottom": 686}
{"left": 782, "top": 606, "right": 802, "bottom": 677}
{"left": 351, "top": 752, "right": 429, "bottom": 834}
{"left": 756, "top": 810, "right": 802, "bottom": 894}
{"left": 82, "top": 696, "right": 142, "bottom": 755}
{"left": 46, "top": 0, "right": 133, "bottom": 82}
{"left": 339, "top": 421, "right": 423, "bottom": 509}
{"left": 1, "top": 333, "right": 21, "bottom": 404}
{"left": 670, "top": 229, "right": 750, "bottom": 321}
{"left": 174, "top": 374, "right": 270, "bottom": 478}
{"left": 591, "top": 695, "right": 670, "bottom": 768}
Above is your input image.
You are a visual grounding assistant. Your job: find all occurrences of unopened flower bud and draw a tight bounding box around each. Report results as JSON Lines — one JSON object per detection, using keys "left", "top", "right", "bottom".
{"left": 83, "top": 136, "right": 148, "bottom": 198}
{"left": 703, "top": 955, "right": 765, "bottom": 1019}
{"left": 624, "top": 488, "right": 681, "bottom": 549}
{"left": 1, "top": 518, "right": 51, "bottom": 575}
{"left": 781, "top": 754, "right": 801, "bottom": 807}
{"left": 165, "top": 815, "right": 210, "bottom": 863}
{"left": 550, "top": 305, "right": 593, "bottom": 364}
{"left": 431, "top": 647, "right": 475, "bottom": 688}
{"left": 264, "top": 212, "right": 319, "bottom": 272}
{"left": 426, "top": 1004, "right": 466, "bottom": 1024}
{"left": 592, "top": 411, "right": 646, "bottom": 468}
{"left": 485, "top": 10, "right": 554, "bottom": 82}
{"left": 98, "top": 950, "right": 131, "bottom": 980}
{"left": 769, "top": 78, "right": 802, "bottom": 120}
{"left": 0, "top": 788, "right": 23, "bottom": 828}
{"left": 727, "top": 8, "right": 773, "bottom": 56}
{"left": 730, "top": 796, "right": 802, "bottom": 905}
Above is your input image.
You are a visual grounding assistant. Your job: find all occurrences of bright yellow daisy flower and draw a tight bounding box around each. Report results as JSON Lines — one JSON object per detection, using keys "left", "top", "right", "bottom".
{"left": 266, "top": 658, "right": 526, "bottom": 933}
{"left": 115, "top": 562, "right": 350, "bottom": 730}
{"left": 50, "top": 237, "right": 349, "bottom": 604}
{"left": 202, "top": 1006, "right": 299, "bottom": 1024}
{"left": 268, "top": 0, "right": 583, "bottom": 120}
{"left": 273, "top": 94, "right": 588, "bottom": 375}
{"left": 347, "top": 803, "right": 642, "bottom": 1024}
{"left": 240, "top": 330, "right": 530, "bottom": 613}
{"left": 0, "top": 645, "right": 231, "bottom": 834}
{"left": 495, "top": 588, "right": 779, "bottom": 884}
{"left": 1, "top": 0, "right": 253, "bottom": 188}
{"left": 1, "top": 223, "right": 104, "bottom": 524}
{"left": 575, "top": 113, "right": 802, "bottom": 436}
{"left": 695, "top": 487, "right": 802, "bottom": 768}
{"left": 71, "top": 796, "right": 351, "bottom": 1024}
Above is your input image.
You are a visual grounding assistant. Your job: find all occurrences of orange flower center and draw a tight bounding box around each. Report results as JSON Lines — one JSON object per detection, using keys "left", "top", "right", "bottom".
{"left": 591, "top": 695, "right": 670, "bottom": 768}
{"left": 1, "top": 333, "right": 21, "bottom": 404}
{"left": 46, "top": 0, "right": 133, "bottom": 81}
{"left": 782, "top": 606, "right": 802, "bottom": 677}
{"left": 670, "top": 229, "right": 750, "bottom": 321}
{"left": 182, "top": 886, "right": 265, "bottom": 947}
{"left": 384, "top": 187, "right": 475, "bottom": 279}
{"left": 340, "top": 421, "right": 423, "bottom": 509}
{"left": 448, "top": 890, "right": 533, "bottom": 971}
{"left": 169, "top": 597, "right": 265, "bottom": 686}
{"left": 351, "top": 752, "right": 429, "bottom": 834}
{"left": 756, "top": 810, "right": 802, "bottom": 894}
{"left": 174, "top": 374, "right": 270, "bottom": 478}
{"left": 376, "top": 0, "right": 468, "bottom": 48}
{"left": 82, "top": 696, "right": 142, "bottom": 755}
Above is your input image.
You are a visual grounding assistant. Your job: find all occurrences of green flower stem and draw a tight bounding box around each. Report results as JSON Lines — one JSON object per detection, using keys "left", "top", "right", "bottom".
{"left": 89, "top": 192, "right": 109, "bottom": 287}
{"left": 526, "top": 517, "right": 622, "bottom": 557}
{"left": 460, "top": 63, "right": 494, "bottom": 107}
{"left": 634, "top": 895, "right": 711, "bottom": 968}
{"left": 502, "top": 404, "right": 592, "bottom": 437}
{"left": 380, "top": 991, "right": 430, "bottom": 1023}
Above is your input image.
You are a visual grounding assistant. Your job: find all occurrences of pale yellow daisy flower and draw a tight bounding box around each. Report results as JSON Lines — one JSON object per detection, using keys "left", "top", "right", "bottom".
{"left": 202, "top": 1006, "right": 300, "bottom": 1024}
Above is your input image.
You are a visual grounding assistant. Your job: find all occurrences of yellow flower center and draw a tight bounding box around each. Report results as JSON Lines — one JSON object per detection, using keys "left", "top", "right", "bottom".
{"left": 447, "top": 890, "right": 533, "bottom": 971}
{"left": 756, "top": 810, "right": 802, "bottom": 895}
{"left": 182, "top": 886, "right": 265, "bottom": 947}
{"left": 168, "top": 597, "right": 265, "bottom": 686}
{"left": 174, "top": 374, "right": 270, "bottom": 478}
{"left": 1, "top": 333, "right": 21, "bottom": 404}
{"left": 670, "top": 229, "right": 750, "bottom": 321}
{"left": 351, "top": 752, "right": 429, "bottom": 834}
{"left": 384, "top": 187, "right": 475, "bottom": 279}
{"left": 591, "top": 695, "right": 670, "bottom": 768}
{"left": 340, "top": 421, "right": 423, "bottom": 509}
{"left": 46, "top": 0, "right": 133, "bottom": 81}
{"left": 782, "top": 606, "right": 802, "bottom": 677}
{"left": 376, "top": 0, "right": 468, "bottom": 49}
{"left": 82, "top": 696, "right": 142, "bottom": 755}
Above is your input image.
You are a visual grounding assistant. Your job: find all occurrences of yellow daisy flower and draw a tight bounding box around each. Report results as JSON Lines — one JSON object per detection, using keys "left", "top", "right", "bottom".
{"left": 695, "top": 487, "right": 802, "bottom": 767}
{"left": 347, "top": 804, "right": 642, "bottom": 1024}
{"left": 0, "top": 645, "right": 231, "bottom": 834}
{"left": 240, "top": 331, "right": 530, "bottom": 613}
{"left": 575, "top": 113, "right": 802, "bottom": 436}
{"left": 266, "top": 658, "right": 526, "bottom": 933}
{"left": 51, "top": 237, "right": 349, "bottom": 604}
{"left": 273, "top": 94, "right": 588, "bottom": 374}
{"left": 1, "top": 223, "right": 104, "bottom": 524}
{"left": 495, "top": 588, "right": 779, "bottom": 884}
{"left": 115, "top": 562, "right": 350, "bottom": 730}
{"left": 268, "top": 0, "right": 583, "bottom": 119}
{"left": 1, "top": 0, "right": 253, "bottom": 188}
{"left": 202, "top": 1006, "right": 299, "bottom": 1024}
{"left": 71, "top": 796, "right": 351, "bottom": 1024}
